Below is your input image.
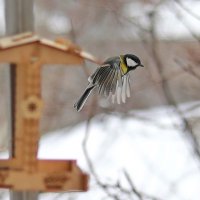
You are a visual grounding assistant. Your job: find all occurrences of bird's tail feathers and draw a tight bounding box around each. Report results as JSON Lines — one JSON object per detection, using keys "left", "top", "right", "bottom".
{"left": 74, "top": 85, "right": 95, "bottom": 111}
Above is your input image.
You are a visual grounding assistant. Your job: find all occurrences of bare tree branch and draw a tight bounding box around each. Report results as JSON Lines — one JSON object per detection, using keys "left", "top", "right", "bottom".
{"left": 123, "top": 170, "right": 143, "bottom": 200}
{"left": 82, "top": 99, "right": 122, "bottom": 200}
{"left": 148, "top": 7, "right": 200, "bottom": 163}
{"left": 82, "top": 103, "right": 163, "bottom": 199}
{"left": 170, "top": 2, "right": 200, "bottom": 43}
{"left": 174, "top": 0, "right": 200, "bottom": 22}
{"left": 174, "top": 58, "right": 200, "bottom": 81}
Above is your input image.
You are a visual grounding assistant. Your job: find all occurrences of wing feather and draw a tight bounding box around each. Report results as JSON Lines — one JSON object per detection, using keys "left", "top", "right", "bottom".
{"left": 98, "top": 68, "right": 111, "bottom": 95}
{"left": 89, "top": 61, "right": 131, "bottom": 104}
{"left": 121, "top": 76, "right": 126, "bottom": 103}
{"left": 126, "top": 73, "right": 131, "bottom": 98}
{"left": 103, "top": 68, "right": 116, "bottom": 97}
{"left": 92, "top": 66, "right": 108, "bottom": 84}
{"left": 112, "top": 93, "right": 115, "bottom": 103}
{"left": 116, "top": 80, "right": 122, "bottom": 104}
{"left": 116, "top": 63, "right": 122, "bottom": 88}
{"left": 110, "top": 70, "right": 118, "bottom": 95}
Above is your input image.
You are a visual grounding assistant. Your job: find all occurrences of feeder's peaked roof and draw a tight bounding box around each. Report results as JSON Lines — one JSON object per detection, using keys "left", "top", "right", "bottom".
{"left": 0, "top": 32, "right": 100, "bottom": 64}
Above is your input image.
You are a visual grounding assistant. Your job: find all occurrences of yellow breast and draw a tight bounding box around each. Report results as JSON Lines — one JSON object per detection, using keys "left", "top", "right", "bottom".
{"left": 119, "top": 55, "right": 128, "bottom": 75}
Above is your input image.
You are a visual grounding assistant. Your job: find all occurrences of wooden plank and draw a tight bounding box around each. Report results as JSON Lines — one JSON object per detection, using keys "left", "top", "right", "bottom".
{"left": 40, "top": 38, "right": 69, "bottom": 51}
{"left": 0, "top": 33, "right": 38, "bottom": 49}
{"left": 37, "top": 160, "right": 75, "bottom": 172}
{"left": 0, "top": 159, "right": 22, "bottom": 170}
{"left": 0, "top": 162, "right": 88, "bottom": 191}
{"left": 0, "top": 43, "right": 38, "bottom": 63}
{"left": 39, "top": 45, "right": 83, "bottom": 65}
{"left": 0, "top": 42, "right": 84, "bottom": 65}
{"left": 79, "top": 50, "right": 102, "bottom": 64}
{"left": 0, "top": 34, "right": 99, "bottom": 65}
{"left": 0, "top": 160, "right": 13, "bottom": 169}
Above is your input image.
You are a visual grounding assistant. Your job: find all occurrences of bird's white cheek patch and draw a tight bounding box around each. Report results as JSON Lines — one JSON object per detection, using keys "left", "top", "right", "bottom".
{"left": 126, "top": 58, "right": 137, "bottom": 66}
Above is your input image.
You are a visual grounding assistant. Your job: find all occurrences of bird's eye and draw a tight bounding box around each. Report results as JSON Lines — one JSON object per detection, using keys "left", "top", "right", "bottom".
{"left": 126, "top": 58, "right": 137, "bottom": 66}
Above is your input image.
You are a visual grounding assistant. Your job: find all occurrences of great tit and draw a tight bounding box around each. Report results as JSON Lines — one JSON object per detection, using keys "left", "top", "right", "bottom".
{"left": 74, "top": 54, "right": 144, "bottom": 111}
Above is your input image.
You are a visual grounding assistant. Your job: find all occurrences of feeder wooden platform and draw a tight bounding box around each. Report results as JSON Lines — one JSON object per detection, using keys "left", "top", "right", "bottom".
{"left": 0, "top": 32, "right": 99, "bottom": 192}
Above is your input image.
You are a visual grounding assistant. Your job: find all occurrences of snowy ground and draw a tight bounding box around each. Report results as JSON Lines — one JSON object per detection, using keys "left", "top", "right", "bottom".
{"left": 0, "top": 102, "right": 200, "bottom": 200}
{"left": 38, "top": 101, "right": 200, "bottom": 200}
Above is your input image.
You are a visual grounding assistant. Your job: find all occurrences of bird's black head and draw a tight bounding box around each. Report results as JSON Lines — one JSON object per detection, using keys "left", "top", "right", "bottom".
{"left": 123, "top": 54, "right": 144, "bottom": 71}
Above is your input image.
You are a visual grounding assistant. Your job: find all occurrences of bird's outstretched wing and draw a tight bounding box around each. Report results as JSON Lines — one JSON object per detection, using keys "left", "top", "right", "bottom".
{"left": 111, "top": 69, "right": 131, "bottom": 104}
{"left": 89, "top": 62, "right": 131, "bottom": 104}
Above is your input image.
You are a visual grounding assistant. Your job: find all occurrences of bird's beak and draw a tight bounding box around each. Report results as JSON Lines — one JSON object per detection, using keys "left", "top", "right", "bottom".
{"left": 136, "top": 64, "right": 144, "bottom": 68}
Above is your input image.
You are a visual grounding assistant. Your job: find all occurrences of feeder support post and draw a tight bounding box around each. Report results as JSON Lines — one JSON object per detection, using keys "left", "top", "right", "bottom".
{"left": 4, "top": 0, "right": 37, "bottom": 200}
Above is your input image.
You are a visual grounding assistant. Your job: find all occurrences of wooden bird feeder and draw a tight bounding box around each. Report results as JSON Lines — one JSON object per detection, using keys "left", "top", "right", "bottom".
{"left": 0, "top": 32, "right": 99, "bottom": 192}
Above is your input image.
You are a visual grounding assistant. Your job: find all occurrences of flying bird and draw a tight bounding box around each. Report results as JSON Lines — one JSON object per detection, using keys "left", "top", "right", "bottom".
{"left": 74, "top": 54, "right": 144, "bottom": 111}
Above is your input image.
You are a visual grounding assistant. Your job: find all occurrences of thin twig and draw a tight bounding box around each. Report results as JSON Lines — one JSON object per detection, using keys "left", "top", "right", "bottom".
{"left": 148, "top": 7, "right": 200, "bottom": 164}
{"left": 174, "top": 59, "right": 200, "bottom": 81}
{"left": 123, "top": 170, "right": 143, "bottom": 200}
{"left": 171, "top": 2, "right": 200, "bottom": 43}
{"left": 174, "top": 0, "right": 200, "bottom": 21}
{"left": 70, "top": 18, "right": 91, "bottom": 77}
{"left": 82, "top": 99, "right": 121, "bottom": 200}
